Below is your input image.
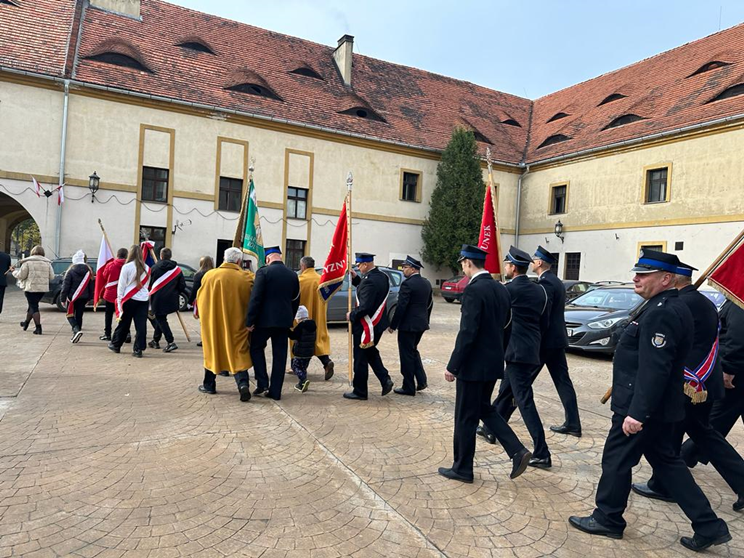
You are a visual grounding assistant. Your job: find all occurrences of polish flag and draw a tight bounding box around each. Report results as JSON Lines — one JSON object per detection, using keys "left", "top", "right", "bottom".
{"left": 94, "top": 234, "right": 114, "bottom": 308}
{"left": 56, "top": 184, "right": 65, "bottom": 205}
{"left": 31, "top": 176, "right": 42, "bottom": 197}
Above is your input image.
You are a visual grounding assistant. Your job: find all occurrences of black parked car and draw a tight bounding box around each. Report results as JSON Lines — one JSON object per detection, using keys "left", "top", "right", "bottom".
{"left": 320, "top": 266, "right": 403, "bottom": 324}
{"left": 43, "top": 258, "right": 196, "bottom": 312}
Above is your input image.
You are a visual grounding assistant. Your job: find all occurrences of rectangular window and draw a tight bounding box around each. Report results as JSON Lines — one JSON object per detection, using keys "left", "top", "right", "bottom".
{"left": 285, "top": 239, "right": 306, "bottom": 271}
{"left": 218, "top": 177, "right": 243, "bottom": 213}
{"left": 401, "top": 171, "right": 420, "bottom": 202}
{"left": 645, "top": 167, "right": 669, "bottom": 203}
{"left": 640, "top": 243, "right": 665, "bottom": 253}
{"left": 139, "top": 226, "right": 166, "bottom": 255}
{"left": 550, "top": 184, "right": 567, "bottom": 215}
{"left": 141, "top": 166, "right": 169, "bottom": 203}
{"left": 565, "top": 252, "right": 581, "bottom": 280}
{"left": 287, "top": 187, "right": 308, "bottom": 220}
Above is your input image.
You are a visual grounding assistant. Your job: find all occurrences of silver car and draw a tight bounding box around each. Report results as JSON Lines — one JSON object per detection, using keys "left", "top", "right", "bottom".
{"left": 320, "top": 267, "right": 403, "bottom": 324}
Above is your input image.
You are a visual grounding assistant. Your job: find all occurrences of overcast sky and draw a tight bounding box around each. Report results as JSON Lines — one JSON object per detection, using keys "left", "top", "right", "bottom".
{"left": 169, "top": 0, "right": 744, "bottom": 99}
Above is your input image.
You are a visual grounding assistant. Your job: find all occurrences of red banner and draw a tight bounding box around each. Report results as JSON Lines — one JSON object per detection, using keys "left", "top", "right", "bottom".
{"left": 709, "top": 239, "right": 744, "bottom": 308}
{"left": 319, "top": 198, "right": 348, "bottom": 301}
{"left": 477, "top": 183, "right": 502, "bottom": 276}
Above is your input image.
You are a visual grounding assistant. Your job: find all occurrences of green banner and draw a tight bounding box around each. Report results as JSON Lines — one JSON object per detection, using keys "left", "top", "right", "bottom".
{"left": 242, "top": 178, "right": 265, "bottom": 264}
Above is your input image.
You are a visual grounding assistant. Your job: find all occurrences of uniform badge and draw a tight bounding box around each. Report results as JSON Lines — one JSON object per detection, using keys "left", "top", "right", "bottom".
{"left": 651, "top": 333, "right": 666, "bottom": 348}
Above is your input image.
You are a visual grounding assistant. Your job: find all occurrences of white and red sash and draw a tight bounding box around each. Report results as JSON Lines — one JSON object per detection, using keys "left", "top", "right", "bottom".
{"left": 356, "top": 293, "right": 386, "bottom": 349}
{"left": 115, "top": 268, "right": 151, "bottom": 318}
{"left": 149, "top": 266, "right": 182, "bottom": 297}
{"left": 66, "top": 271, "right": 91, "bottom": 317}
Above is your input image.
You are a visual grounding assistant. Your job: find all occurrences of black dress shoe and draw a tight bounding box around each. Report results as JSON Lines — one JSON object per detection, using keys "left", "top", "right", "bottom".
{"left": 324, "top": 361, "right": 335, "bottom": 381}
{"left": 476, "top": 425, "right": 496, "bottom": 444}
{"left": 393, "top": 388, "right": 415, "bottom": 396}
{"left": 196, "top": 341, "right": 203, "bottom": 347}
{"left": 381, "top": 379, "right": 394, "bottom": 396}
{"left": 510, "top": 449, "right": 532, "bottom": 479}
{"left": 568, "top": 516, "right": 623, "bottom": 539}
{"left": 198, "top": 385, "right": 216, "bottom": 395}
{"left": 437, "top": 467, "right": 473, "bottom": 483}
{"left": 733, "top": 496, "right": 744, "bottom": 512}
{"left": 416, "top": 383, "right": 428, "bottom": 391}
{"left": 148, "top": 340, "right": 160, "bottom": 349}
{"left": 253, "top": 386, "right": 268, "bottom": 395}
{"left": 99, "top": 334, "right": 111, "bottom": 341}
{"left": 343, "top": 391, "right": 367, "bottom": 401}
{"left": 132, "top": 349, "right": 143, "bottom": 358}
{"left": 107, "top": 343, "right": 120, "bottom": 354}
{"left": 125, "top": 334, "right": 132, "bottom": 344}
{"left": 680, "top": 531, "right": 732, "bottom": 552}
{"left": 549, "top": 424, "right": 582, "bottom": 437}
{"left": 631, "top": 482, "right": 674, "bottom": 503}
{"left": 528, "top": 456, "right": 552, "bottom": 469}
{"left": 238, "top": 383, "right": 251, "bottom": 402}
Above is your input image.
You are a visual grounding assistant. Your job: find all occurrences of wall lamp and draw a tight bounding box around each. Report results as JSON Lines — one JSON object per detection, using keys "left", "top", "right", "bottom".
{"left": 88, "top": 171, "right": 100, "bottom": 203}
{"left": 554, "top": 220, "right": 565, "bottom": 243}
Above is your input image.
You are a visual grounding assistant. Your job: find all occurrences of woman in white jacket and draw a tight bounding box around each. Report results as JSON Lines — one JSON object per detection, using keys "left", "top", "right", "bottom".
{"left": 11, "top": 245, "right": 55, "bottom": 335}
{"left": 108, "top": 245, "right": 150, "bottom": 357}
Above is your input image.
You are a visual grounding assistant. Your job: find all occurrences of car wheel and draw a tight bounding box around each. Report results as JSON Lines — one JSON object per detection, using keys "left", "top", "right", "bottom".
{"left": 55, "top": 294, "right": 65, "bottom": 312}
{"left": 444, "top": 297, "right": 454, "bottom": 303}
{"left": 179, "top": 293, "right": 188, "bottom": 312}
{"left": 387, "top": 304, "right": 397, "bottom": 323}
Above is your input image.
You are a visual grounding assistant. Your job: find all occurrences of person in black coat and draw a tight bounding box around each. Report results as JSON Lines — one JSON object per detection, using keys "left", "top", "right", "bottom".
{"left": 569, "top": 250, "right": 730, "bottom": 553}
{"left": 60, "top": 250, "right": 95, "bottom": 343}
{"left": 0, "top": 249, "right": 11, "bottom": 315}
{"left": 633, "top": 262, "right": 744, "bottom": 512}
{"left": 289, "top": 305, "right": 317, "bottom": 393}
{"left": 344, "top": 253, "right": 394, "bottom": 400}
{"left": 438, "top": 245, "right": 532, "bottom": 483}
{"left": 246, "top": 246, "right": 300, "bottom": 400}
{"left": 189, "top": 256, "right": 214, "bottom": 348}
{"left": 389, "top": 255, "right": 433, "bottom": 396}
{"left": 147, "top": 248, "right": 187, "bottom": 353}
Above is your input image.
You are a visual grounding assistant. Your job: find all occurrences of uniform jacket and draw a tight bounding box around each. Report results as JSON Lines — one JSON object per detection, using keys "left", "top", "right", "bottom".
{"left": 390, "top": 273, "right": 433, "bottom": 332}
{"left": 504, "top": 275, "right": 550, "bottom": 365}
{"left": 12, "top": 255, "right": 54, "bottom": 293}
{"left": 539, "top": 270, "right": 569, "bottom": 350}
{"left": 720, "top": 300, "right": 744, "bottom": 376}
{"left": 61, "top": 264, "right": 95, "bottom": 302}
{"left": 349, "top": 267, "right": 390, "bottom": 334}
{"left": 0, "top": 251, "right": 10, "bottom": 288}
{"left": 298, "top": 268, "right": 330, "bottom": 356}
{"left": 678, "top": 284, "right": 724, "bottom": 401}
{"left": 289, "top": 319, "right": 317, "bottom": 359}
{"left": 149, "top": 260, "right": 187, "bottom": 315}
{"left": 198, "top": 262, "right": 254, "bottom": 374}
{"left": 447, "top": 272, "right": 512, "bottom": 382}
{"left": 245, "top": 260, "right": 300, "bottom": 329}
{"left": 611, "top": 289, "right": 692, "bottom": 423}
{"left": 101, "top": 258, "right": 125, "bottom": 304}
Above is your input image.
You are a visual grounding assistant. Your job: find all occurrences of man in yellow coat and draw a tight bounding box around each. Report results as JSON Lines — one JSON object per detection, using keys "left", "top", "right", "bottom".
{"left": 298, "top": 256, "right": 334, "bottom": 380}
{"left": 197, "top": 247, "right": 255, "bottom": 401}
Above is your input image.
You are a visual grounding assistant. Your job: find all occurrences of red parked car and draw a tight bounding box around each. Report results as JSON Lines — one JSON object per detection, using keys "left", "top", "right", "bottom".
{"left": 441, "top": 275, "right": 469, "bottom": 303}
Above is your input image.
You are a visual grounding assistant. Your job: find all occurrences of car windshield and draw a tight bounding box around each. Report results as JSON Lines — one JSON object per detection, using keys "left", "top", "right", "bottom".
{"left": 571, "top": 288, "right": 642, "bottom": 310}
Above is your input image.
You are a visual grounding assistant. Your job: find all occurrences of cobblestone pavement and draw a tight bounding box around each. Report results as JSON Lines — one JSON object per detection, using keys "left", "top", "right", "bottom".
{"left": 0, "top": 289, "right": 742, "bottom": 557}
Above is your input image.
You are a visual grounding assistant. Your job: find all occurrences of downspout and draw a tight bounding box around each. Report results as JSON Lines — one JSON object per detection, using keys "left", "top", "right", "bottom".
{"left": 514, "top": 164, "right": 529, "bottom": 248}
{"left": 55, "top": 79, "right": 70, "bottom": 257}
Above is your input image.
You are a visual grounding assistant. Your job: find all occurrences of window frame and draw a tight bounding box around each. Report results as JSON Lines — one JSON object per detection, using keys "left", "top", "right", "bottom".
{"left": 399, "top": 169, "right": 422, "bottom": 203}
{"left": 286, "top": 186, "right": 309, "bottom": 220}
{"left": 218, "top": 176, "right": 244, "bottom": 213}
{"left": 637, "top": 241, "right": 668, "bottom": 257}
{"left": 141, "top": 166, "right": 169, "bottom": 204}
{"left": 642, "top": 163, "right": 672, "bottom": 204}
{"left": 548, "top": 181, "right": 569, "bottom": 215}
{"left": 564, "top": 252, "right": 581, "bottom": 281}
{"left": 285, "top": 239, "right": 306, "bottom": 271}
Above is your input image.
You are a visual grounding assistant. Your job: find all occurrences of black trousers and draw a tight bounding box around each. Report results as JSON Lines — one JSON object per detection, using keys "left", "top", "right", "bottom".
{"left": 66, "top": 298, "right": 87, "bottom": 330}
{"left": 649, "top": 399, "right": 744, "bottom": 498}
{"left": 203, "top": 369, "right": 250, "bottom": 392}
{"left": 352, "top": 328, "right": 391, "bottom": 398}
{"left": 494, "top": 362, "right": 550, "bottom": 459}
{"left": 397, "top": 330, "right": 427, "bottom": 394}
{"left": 0, "top": 285, "right": 5, "bottom": 314}
{"left": 453, "top": 378, "right": 525, "bottom": 478}
{"left": 150, "top": 314, "right": 174, "bottom": 343}
{"left": 25, "top": 291, "right": 43, "bottom": 314}
{"left": 316, "top": 355, "right": 332, "bottom": 366}
{"left": 250, "top": 327, "right": 289, "bottom": 400}
{"left": 104, "top": 301, "right": 115, "bottom": 337}
{"left": 593, "top": 413, "right": 726, "bottom": 537}
{"left": 112, "top": 299, "right": 148, "bottom": 351}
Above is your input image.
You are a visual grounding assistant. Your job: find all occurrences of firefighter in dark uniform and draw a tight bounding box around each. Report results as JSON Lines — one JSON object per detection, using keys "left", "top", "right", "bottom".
{"left": 389, "top": 255, "right": 433, "bottom": 395}
{"left": 344, "top": 253, "right": 395, "bottom": 400}
{"left": 439, "top": 245, "right": 532, "bottom": 483}
{"left": 569, "top": 250, "right": 730, "bottom": 553}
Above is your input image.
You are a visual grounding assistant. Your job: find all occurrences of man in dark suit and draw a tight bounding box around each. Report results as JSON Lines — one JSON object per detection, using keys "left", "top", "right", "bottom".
{"left": 344, "top": 253, "right": 394, "bottom": 400}
{"left": 246, "top": 246, "right": 300, "bottom": 400}
{"left": 569, "top": 250, "right": 730, "bottom": 553}
{"left": 389, "top": 255, "right": 433, "bottom": 396}
{"left": 438, "top": 245, "right": 532, "bottom": 483}
{"left": 632, "top": 260, "right": 744, "bottom": 512}
{"left": 147, "top": 248, "right": 188, "bottom": 353}
{"left": 0, "top": 249, "right": 10, "bottom": 315}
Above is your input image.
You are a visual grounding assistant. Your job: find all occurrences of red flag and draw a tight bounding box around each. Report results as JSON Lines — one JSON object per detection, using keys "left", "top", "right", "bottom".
{"left": 477, "top": 182, "right": 502, "bottom": 276}
{"left": 708, "top": 239, "right": 744, "bottom": 308}
{"left": 93, "top": 234, "right": 114, "bottom": 307}
{"left": 319, "top": 197, "right": 348, "bottom": 301}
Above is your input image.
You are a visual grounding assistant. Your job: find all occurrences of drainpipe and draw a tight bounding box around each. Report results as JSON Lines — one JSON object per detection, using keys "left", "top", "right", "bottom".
{"left": 55, "top": 79, "right": 70, "bottom": 257}
{"left": 514, "top": 164, "right": 529, "bottom": 248}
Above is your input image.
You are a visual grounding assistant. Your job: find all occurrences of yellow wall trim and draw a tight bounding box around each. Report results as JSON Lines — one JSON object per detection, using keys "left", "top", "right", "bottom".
{"left": 0, "top": 169, "right": 135, "bottom": 193}
{"left": 173, "top": 190, "right": 214, "bottom": 202}
{"left": 520, "top": 213, "right": 744, "bottom": 235}
{"left": 399, "top": 168, "right": 423, "bottom": 203}
{"left": 213, "top": 137, "right": 249, "bottom": 213}
{"left": 258, "top": 201, "right": 284, "bottom": 211}
{"left": 314, "top": 206, "right": 425, "bottom": 226}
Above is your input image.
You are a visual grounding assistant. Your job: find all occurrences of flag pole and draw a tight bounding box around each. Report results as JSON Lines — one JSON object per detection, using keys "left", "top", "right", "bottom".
{"left": 693, "top": 228, "right": 744, "bottom": 288}
{"left": 346, "top": 172, "right": 354, "bottom": 386}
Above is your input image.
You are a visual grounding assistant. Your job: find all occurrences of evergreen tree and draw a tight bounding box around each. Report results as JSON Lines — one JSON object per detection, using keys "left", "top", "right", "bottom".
{"left": 422, "top": 128, "right": 484, "bottom": 273}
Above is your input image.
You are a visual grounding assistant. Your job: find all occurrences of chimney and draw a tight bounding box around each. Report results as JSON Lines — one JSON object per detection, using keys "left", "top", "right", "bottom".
{"left": 89, "top": 0, "right": 141, "bottom": 18}
{"left": 333, "top": 34, "right": 354, "bottom": 87}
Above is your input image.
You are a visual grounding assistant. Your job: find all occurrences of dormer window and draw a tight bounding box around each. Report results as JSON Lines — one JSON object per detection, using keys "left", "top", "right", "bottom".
{"left": 339, "top": 106, "right": 386, "bottom": 122}
{"left": 598, "top": 93, "right": 627, "bottom": 106}
{"left": 501, "top": 118, "right": 521, "bottom": 128}
{"left": 85, "top": 52, "right": 152, "bottom": 73}
{"left": 688, "top": 60, "right": 731, "bottom": 77}
{"left": 226, "top": 83, "right": 283, "bottom": 101}
{"left": 707, "top": 84, "right": 744, "bottom": 103}
{"left": 0, "top": 0, "right": 20, "bottom": 6}
{"left": 603, "top": 114, "right": 646, "bottom": 130}
{"left": 290, "top": 67, "right": 324, "bottom": 80}
{"left": 537, "top": 134, "right": 570, "bottom": 149}
{"left": 547, "top": 112, "right": 570, "bottom": 123}
{"left": 472, "top": 130, "right": 493, "bottom": 144}
{"left": 177, "top": 41, "right": 215, "bottom": 55}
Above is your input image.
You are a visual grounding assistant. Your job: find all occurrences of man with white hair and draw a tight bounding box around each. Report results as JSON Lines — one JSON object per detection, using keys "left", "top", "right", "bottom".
{"left": 197, "top": 247, "right": 255, "bottom": 401}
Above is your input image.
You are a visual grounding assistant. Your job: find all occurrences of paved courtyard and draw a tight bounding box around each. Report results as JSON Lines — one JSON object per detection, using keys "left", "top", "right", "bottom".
{"left": 0, "top": 289, "right": 742, "bottom": 557}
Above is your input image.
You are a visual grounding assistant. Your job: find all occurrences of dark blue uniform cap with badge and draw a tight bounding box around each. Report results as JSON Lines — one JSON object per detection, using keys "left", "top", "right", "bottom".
{"left": 533, "top": 245, "right": 557, "bottom": 265}
{"left": 504, "top": 245, "right": 532, "bottom": 266}
{"left": 676, "top": 259, "right": 699, "bottom": 277}
{"left": 402, "top": 255, "right": 423, "bottom": 269}
{"left": 265, "top": 246, "right": 282, "bottom": 256}
{"left": 355, "top": 252, "right": 375, "bottom": 263}
{"left": 458, "top": 244, "right": 488, "bottom": 262}
{"left": 631, "top": 249, "right": 681, "bottom": 274}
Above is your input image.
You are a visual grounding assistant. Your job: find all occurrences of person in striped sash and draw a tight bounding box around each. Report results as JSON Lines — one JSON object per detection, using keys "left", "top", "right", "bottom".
{"left": 109, "top": 245, "right": 150, "bottom": 358}
{"left": 147, "top": 248, "right": 187, "bottom": 353}
{"left": 61, "top": 250, "right": 94, "bottom": 344}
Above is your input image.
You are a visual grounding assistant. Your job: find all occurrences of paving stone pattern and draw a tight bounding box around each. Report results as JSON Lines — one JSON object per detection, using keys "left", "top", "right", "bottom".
{"left": 0, "top": 290, "right": 741, "bottom": 557}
